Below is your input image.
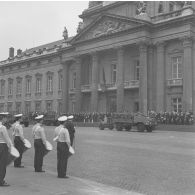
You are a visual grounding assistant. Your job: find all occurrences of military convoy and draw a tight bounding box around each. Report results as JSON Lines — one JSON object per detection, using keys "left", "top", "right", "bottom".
{"left": 99, "top": 112, "right": 157, "bottom": 132}
{"left": 43, "top": 111, "right": 58, "bottom": 126}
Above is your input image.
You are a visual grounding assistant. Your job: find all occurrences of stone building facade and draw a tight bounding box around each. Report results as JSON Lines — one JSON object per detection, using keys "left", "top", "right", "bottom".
{"left": 0, "top": 1, "right": 195, "bottom": 115}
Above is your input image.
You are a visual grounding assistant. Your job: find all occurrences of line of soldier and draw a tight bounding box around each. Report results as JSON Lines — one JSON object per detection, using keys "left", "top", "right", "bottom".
{"left": 148, "top": 111, "right": 194, "bottom": 125}
{"left": 10, "top": 110, "right": 194, "bottom": 126}
{"left": 0, "top": 112, "right": 75, "bottom": 187}
{"left": 62, "top": 111, "right": 194, "bottom": 125}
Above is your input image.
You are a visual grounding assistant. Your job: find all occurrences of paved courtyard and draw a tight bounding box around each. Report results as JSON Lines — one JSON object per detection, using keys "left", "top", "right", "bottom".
{"left": 6, "top": 126, "right": 195, "bottom": 195}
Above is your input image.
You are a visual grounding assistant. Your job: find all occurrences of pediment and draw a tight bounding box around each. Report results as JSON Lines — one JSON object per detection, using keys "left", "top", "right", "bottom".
{"left": 72, "top": 14, "right": 149, "bottom": 44}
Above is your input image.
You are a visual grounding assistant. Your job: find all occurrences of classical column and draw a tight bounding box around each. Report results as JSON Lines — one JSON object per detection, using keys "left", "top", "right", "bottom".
{"left": 183, "top": 37, "right": 193, "bottom": 112}
{"left": 139, "top": 43, "right": 148, "bottom": 115}
{"left": 148, "top": 46, "right": 154, "bottom": 111}
{"left": 116, "top": 46, "right": 125, "bottom": 113}
{"left": 193, "top": 39, "right": 195, "bottom": 113}
{"left": 156, "top": 42, "right": 165, "bottom": 112}
{"left": 75, "top": 56, "right": 82, "bottom": 113}
{"left": 91, "top": 52, "right": 99, "bottom": 112}
{"left": 62, "top": 61, "right": 69, "bottom": 113}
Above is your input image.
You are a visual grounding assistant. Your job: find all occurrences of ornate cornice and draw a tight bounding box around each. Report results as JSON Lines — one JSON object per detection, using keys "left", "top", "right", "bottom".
{"left": 155, "top": 41, "right": 167, "bottom": 53}
{"left": 181, "top": 35, "right": 193, "bottom": 48}
{"left": 137, "top": 39, "right": 152, "bottom": 52}
{"left": 25, "top": 75, "right": 32, "bottom": 79}
{"left": 46, "top": 71, "right": 54, "bottom": 75}
{"left": 35, "top": 73, "right": 42, "bottom": 78}
{"left": 16, "top": 76, "right": 22, "bottom": 80}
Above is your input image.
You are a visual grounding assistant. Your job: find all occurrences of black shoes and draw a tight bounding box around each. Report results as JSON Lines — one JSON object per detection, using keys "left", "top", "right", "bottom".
{"left": 14, "top": 165, "right": 24, "bottom": 168}
{"left": 0, "top": 181, "right": 10, "bottom": 187}
{"left": 35, "top": 170, "right": 45, "bottom": 172}
{"left": 58, "top": 176, "right": 69, "bottom": 179}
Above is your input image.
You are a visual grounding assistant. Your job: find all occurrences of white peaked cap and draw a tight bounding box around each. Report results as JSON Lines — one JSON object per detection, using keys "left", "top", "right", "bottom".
{"left": 14, "top": 114, "right": 23, "bottom": 117}
{"left": 67, "top": 115, "right": 74, "bottom": 120}
{"left": 58, "top": 116, "right": 68, "bottom": 122}
{"left": 0, "top": 112, "right": 9, "bottom": 115}
{"left": 35, "top": 115, "right": 44, "bottom": 120}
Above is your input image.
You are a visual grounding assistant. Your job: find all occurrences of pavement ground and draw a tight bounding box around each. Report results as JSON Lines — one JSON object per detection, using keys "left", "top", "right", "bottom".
{"left": 3, "top": 125, "right": 195, "bottom": 195}
{"left": 1, "top": 165, "right": 142, "bottom": 195}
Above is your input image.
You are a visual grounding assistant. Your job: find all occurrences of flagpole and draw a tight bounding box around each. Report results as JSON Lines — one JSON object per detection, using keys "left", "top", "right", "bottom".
{"left": 102, "top": 67, "right": 107, "bottom": 112}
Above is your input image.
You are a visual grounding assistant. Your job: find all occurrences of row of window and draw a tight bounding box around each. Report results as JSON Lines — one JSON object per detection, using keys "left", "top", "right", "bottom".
{"left": 0, "top": 101, "right": 63, "bottom": 114}
{"left": 136, "top": 2, "right": 191, "bottom": 16}
{"left": 0, "top": 56, "right": 182, "bottom": 96}
{"left": 110, "top": 60, "right": 140, "bottom": 84}
{"left": 0, "top": 96, "right": 182, "bottom": 114}
{"left": 158, "top": 1, "right": 191, "bottom": 14}
{"left": 0, "top": 72, "right": 63, "bottom": 96}
{"left": 110, "top": 56, "right": 182, "bottom": 84}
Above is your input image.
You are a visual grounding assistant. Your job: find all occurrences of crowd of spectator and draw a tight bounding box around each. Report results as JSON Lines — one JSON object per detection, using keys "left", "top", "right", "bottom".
{"left": 148, "top": 111, "right": 194, "bottom": 125}
{"left": 62, "top": 111, "right": 194, "bottom": 125}
{"left": 25, "top": 110, "right": 194, "bottom": 125}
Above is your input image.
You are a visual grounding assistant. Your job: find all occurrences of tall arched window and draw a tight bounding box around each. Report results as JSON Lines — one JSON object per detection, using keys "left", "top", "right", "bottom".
{"left": 16, "top": 77, "right": 22, "bottom": 95}
{"left": 58, "top": 70, "right": 63, "bottom": 91}
{"left": 72, "top": 72, "right": 76, "bottom": 89}
{"left": 8, "top": 78, "right": 13, "bottom": 96}
{"left": 35, "top": 73, "right": 42, "bottom": 94}
{"left": 169, "top": 2, "right": 174, "bottom": 12}
{"left": 46, "top": 71, "right": 54, "bottom": 93}
{"left": 0, "top": 80, "right": 5, "bottom": 96}
{"left": 25, "top": 75, "right": 32, "bottom": 94}
{"left": 158, "top": 1, "right": 164, "bottom": 14}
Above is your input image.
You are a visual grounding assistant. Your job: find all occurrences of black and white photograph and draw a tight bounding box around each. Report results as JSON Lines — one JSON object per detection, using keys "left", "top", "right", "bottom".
{"left": 0, "top": 1, "right": 195, "bottom": 194}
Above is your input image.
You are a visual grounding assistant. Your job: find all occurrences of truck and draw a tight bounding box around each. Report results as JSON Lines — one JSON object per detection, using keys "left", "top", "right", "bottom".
{"left": 43, "top": 112, "right": 58, "bottom": 126}
{"left": 99, "top": 112, "right": 157, "bottom": 132}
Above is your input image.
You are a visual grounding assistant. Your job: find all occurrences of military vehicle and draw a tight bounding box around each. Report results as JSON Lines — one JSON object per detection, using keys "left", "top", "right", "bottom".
{"left": 99, "top": 112, "right": 157, "bottom": 132}
{"left": 43, "top": 112, "right": 58, "bottom": 126}
{"left": 21, "top": 115, "right": 30, "bottom": 127}
{"left": 99, "top": 116, "right": 114, "bottom": 130}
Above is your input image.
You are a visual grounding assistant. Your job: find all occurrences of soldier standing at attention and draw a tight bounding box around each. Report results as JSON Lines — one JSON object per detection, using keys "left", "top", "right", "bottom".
{"left": 12, "top": 114, "right": 25, "bottom": 168}
{"left": 66, "top": 115, "right": 75, "bottom": 146}
{"left": 0, "top": 112, "right": 12, "bottom": 187}
{"left": 32, "top": 115, "right": 47, "bottom": 172}
{"left": 54, "top": 116, "right": 70, "bottom": 178}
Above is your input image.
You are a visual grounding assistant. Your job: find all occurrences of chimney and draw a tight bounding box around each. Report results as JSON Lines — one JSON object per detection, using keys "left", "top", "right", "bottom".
{"left": 17, "top": 49, "right": 22, "bottom": 56}
{"left": 9, "top": 47, "right": 14, "bottom": 58}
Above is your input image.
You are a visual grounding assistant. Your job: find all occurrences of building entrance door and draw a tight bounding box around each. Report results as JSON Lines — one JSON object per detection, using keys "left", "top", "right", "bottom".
{"left": 108, "top": 96, "right": 116, "bottom": 113}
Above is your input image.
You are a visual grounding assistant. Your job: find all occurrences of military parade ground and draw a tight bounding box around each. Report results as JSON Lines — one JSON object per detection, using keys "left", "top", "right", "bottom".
{"left": 2, "top": 124, "right": 195, "bottom": 195}
{"left": 1, "top": 1, "right": 195, "bottom": 194}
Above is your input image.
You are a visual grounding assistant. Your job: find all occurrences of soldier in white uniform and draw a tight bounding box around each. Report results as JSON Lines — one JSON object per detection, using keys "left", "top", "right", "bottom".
{"left": 12, "top": 114, "right": 25, "bottom": 168}
{"left": 0, "top": 112, "right": 12, "bottom": 187}
{"left": 32, "top": 115, "right": 47, "bottom": 172}
{"left": 54, "top": 116, "right": 70, "bottom": 178}
{"left": 66, "top": 115, "right": 75, "bottom": 146}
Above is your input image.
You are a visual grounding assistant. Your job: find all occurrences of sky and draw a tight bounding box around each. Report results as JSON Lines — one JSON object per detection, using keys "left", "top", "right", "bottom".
{"left": 0, "top": 1, "right": 89, "bottom": 61}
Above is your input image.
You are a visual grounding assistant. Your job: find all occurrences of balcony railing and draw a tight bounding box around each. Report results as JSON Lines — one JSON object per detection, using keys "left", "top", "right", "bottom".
{"left": 98, "top": 83, "right": 117, "bottom": 91}
{"left": 105, "top": 83, "right": 116, "bottom": 89}
{"left": 167, "top": 78, "right": 183, "bottom": 87}
{"left": 98, "top": 80, "right": 139, "bottom": 91}
{"left": 124, "top": 80, "right": 139, "bottom": 88}
{"left": 81, "top": 84, "right": 91, "bottom": 92}
{"left": 71, "top": 80, "right": 140, "bottom": 93}
{"left": 69, "top": 88, "right": 76, "bottom": 94}
{"left": 46, "top": 91, "right": 53, "bottom": 96}
{"left": 151, "top": 6, "right": 195, "bottom": 22}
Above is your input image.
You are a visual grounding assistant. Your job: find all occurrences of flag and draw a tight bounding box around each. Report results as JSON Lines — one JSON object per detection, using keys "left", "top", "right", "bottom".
{"left": 103, "top": 67, "right": 106, "bottom": 85}
{"left": 102, "top": 67, "right": 107, "bottom": 92}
